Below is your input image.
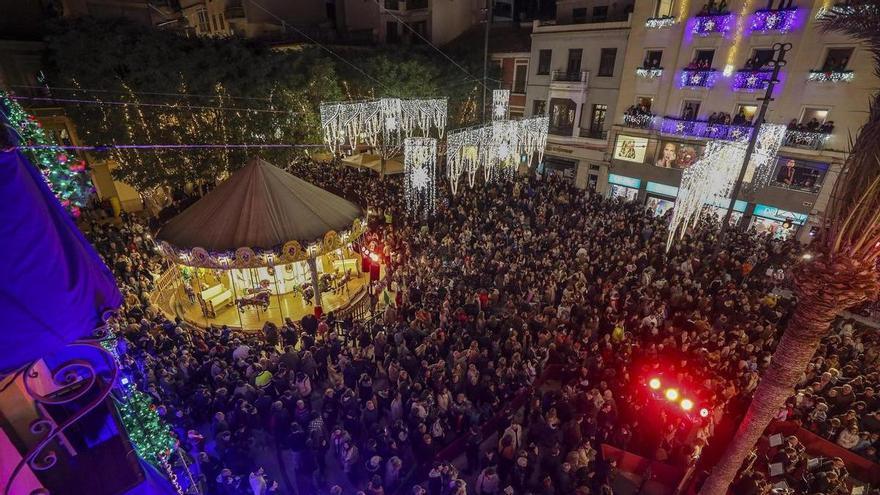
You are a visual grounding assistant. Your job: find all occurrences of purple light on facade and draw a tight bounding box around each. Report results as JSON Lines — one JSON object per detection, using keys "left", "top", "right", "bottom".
{"left": 692, "top": 13, "right": 734, "bottom": 35}
{"left": 750, "top": 8, "right": 798, "bottom": 33}
{"left": 679, "top": 69, "right": 719, "bottom": 88}
{"left": 731, "top": 69, "right": 774, "bottom": 91}
{"left": 660, "top": 117, "right": 753, "bottom": 141}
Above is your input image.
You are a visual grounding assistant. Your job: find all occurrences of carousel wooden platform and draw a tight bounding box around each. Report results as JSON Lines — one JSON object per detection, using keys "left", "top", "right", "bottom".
{"left": 152, "top": 268, "right": 373, "bottom": 331}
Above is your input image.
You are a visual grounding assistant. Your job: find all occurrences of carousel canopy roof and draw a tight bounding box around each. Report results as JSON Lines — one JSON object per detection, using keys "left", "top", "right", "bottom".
{"left": 0, "top": 140, "right": 122, "bottom": 371}
{"left": 157, "top": 157, "right": 363, "bottom": 252}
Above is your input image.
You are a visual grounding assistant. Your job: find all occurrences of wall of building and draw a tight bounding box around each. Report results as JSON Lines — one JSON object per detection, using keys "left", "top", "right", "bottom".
{"left": 605, "top": 0, "right": 876, "bottom": 242}
{"left": 431, "top": 0, "right": 479, "bottom": 45}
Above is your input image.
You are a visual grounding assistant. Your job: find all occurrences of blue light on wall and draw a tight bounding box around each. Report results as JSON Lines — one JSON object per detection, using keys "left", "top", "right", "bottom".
{"left": 609, "top": 173, "right": 642, "bottom": 188}
{"left": 753, "top": 204, "right": 808, "bottom": 224}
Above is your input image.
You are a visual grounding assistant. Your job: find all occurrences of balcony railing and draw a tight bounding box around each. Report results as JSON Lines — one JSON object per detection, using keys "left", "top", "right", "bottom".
{"left": 645, "top": 15, "right": 676, "bottom": 29}
{"left": 750, "top": 7, "right": 798, "bottom": 33}
{"left": 580, "top": 128, "right": 608, "bottom": 140}
{"left": 731, "top": 68, "right": 774, "bottom": 91}
{"left": 782, "top": 130, "right": 831, "bottom": 150}
{"left": 549, "top": 126, "right": 574, "bottom": 137}
{"left": 692, "top": 12, "right": 734, "bottom": 35}
{"left": 623, "top": 113, "right": 656, "bottom": 129}
{"left": 551, "top": 70, "right": 588, "bottom": 82}
{"left": 807, "top": 70, "right": 854, "bottom": 83}
{"left": 679, "top": 68, "right": 719, "bottom": 88}
{"left": 660, "top": 117, "right": 752, "bottom": 141}
{"left": 636, "top": 67, "right": 664, "bottom": 79}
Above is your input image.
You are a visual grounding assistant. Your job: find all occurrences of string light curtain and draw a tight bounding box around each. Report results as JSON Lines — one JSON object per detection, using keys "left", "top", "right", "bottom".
{"left": 404, "top": 137, "right": 437, "bottom": 218}
{"left": 492, "top": 90, "right": 510, "bottom": 121}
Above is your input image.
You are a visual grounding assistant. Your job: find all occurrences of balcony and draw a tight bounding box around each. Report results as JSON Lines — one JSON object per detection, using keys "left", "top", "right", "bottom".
{"left": 660, "top": 117, "right": 752, "bottom": 141}
{"left": 636, "top": 67, "right": 664, "bottom": 79}
{"left": 782, "top": 130, "right": 831, "bottom": 151}
{"left": 551, "top": 70, "right": 588, "bottom": 83}
{"left": 623, "top": 113, "right": 656, "bottom": 129}
{"left": 750, "top": 7, "right": 798, "bottom": 33}
{"left": 692, "top": 12, "right": 734, "bottom": 35}
{"left": 679, "top": 68, "right": 719, "bottom": 88}
{"left": 731, "top": 68, "right": 774, "bottom": 91}
{"left": 579, "top": 128, "right": 608, "bottom": 140}
{"left": 807, "top": 70, "right": 854, "bottom": 83}
{"left": 645, "top": 15, "right": 676, "bottom": 29}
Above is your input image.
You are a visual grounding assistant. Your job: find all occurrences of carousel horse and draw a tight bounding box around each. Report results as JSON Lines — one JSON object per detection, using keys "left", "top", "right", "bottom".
{"left": 237, "top": 290, "right": 270, "bottom": 313}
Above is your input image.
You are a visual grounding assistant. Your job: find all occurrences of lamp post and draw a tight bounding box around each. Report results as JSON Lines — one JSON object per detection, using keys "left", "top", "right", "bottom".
{"left": 715, "top": 42, "right": 792, "bottom": 254}
{"left": 482, "top": 0, "right": 493, "bottom": 122}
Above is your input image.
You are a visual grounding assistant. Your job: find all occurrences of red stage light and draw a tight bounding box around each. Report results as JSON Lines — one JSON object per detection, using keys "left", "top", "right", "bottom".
{"left": 648, "top": 378, "right": 662, "bottom": 390}
{"left": 699, "top": 408, "right": 710, "bottom": 418}
{"left": 665, "top": 388, "right": 679, "bottom": 401}
{"left": 680, "top": 399, "right": 694, "bottom": 411}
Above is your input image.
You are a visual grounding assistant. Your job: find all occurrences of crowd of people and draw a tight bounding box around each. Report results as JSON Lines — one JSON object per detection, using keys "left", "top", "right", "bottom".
{"left": 81, "top": 160, "right": 880, "bottom": 495}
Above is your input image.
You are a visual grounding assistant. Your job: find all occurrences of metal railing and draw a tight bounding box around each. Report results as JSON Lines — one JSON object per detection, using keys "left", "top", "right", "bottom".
{"left": 551, "top": 70, "right": 588, "bottom": 82}
{"left": 782, "top": 129, "right": 830, "bottom": 150}
{"left": 580, "top": 128, "right": 608, "bottom": 139}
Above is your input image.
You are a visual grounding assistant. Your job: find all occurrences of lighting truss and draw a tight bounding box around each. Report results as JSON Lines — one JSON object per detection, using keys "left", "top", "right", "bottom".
{"left": 404, "top": 137, "right": 437, "bottom": 218}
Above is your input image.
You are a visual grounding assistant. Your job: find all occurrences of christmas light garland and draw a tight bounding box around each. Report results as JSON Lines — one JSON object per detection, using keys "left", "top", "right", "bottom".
{"left": 404, "top": 137, "right": 437, "bottom": 218}
{"left": 0, "top": 90, "right": 92, "bottom": 215}
{"left": 492, "top": 90, "right": 510, "bottom": 121}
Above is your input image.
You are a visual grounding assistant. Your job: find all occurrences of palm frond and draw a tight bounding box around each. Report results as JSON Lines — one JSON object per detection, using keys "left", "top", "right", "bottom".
{"left": 818, "top": 2, "right": 880, "bottom": 259}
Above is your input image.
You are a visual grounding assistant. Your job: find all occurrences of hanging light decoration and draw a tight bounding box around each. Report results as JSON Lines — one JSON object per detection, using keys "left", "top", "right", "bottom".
{"left": 320, "top": 97, "right": 447, "bottom": 154}
{"left": 492, "top": 89, "right": 510, "bottom": 121}
{"left": 666, "top": 141, "right": 747, "bottom": 251}
{"left": 404, "top": 137, "right": 437, "bottom": 218}
{"left": 666, "top": 123, "right": 787, "bottom": 250}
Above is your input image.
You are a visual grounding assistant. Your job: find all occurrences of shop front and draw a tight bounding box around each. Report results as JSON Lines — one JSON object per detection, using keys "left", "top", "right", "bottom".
{"left": 750, "top": 203, "right": 808, "bottom": 239}
{"left": 608, "top": 173, "right": 641, "bottom": 201}
{"left": 645, "top": 182, "right": 678, "bottom": 217}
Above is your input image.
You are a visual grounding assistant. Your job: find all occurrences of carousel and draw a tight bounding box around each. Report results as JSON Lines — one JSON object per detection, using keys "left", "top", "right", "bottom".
{"left": 155, "top": 157, "right": 373, "bottom": 330}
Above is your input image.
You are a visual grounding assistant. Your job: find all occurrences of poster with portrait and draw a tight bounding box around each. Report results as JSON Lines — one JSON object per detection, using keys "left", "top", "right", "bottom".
{"left": 613, "top": 135, "right": 648, "bottom": 163}
{"left": 655, "top": 140, "right": 705, "bottom": 169}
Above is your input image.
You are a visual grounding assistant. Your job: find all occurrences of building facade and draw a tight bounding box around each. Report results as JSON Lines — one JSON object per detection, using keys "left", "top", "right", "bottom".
{"left": 523, "top": 0, "right": 635, "bottom": 189}
{"left": 605, "top": 0, "right": 875, "bottom": 242}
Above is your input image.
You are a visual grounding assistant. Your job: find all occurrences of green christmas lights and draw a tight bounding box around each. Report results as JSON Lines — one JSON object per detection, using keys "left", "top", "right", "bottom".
{"left": 0, "top": 90, "right": 92, "bottom": 216}
{"left": 116, "top": 389, "right": 175, "bottom": 462}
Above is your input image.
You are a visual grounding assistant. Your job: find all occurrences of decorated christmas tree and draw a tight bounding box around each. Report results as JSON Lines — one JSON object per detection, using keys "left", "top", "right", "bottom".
{"left": 116, "top": 388, "right": 175, "bottom": 462}
{"left": 0, "top": 90, "right": 92, "bottom": 216}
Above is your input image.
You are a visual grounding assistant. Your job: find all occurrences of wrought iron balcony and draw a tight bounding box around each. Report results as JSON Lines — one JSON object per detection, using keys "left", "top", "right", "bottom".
{"left": 692, "top": 12, "right": 734, "bottom": 35}
{"left": 579, "top": 128, "right": 608, "bottom": 140}
{"left": 645, "top": 15, "right": 676, "bottom": 29}
{"left": 551, "top": 70, "right": 588, "bottom": 83}
{"left": 750, "top": 7, "right": 798, "bottom": 33}
{"left": 660, "top": 117, "right": 752, "bottom": 141}
{"left": 679, "top": 68, "right": 718, "bottom": 88}
{"left": 623, "top": 113, "right": 656, "bottom": 129}
{"left": 782, "top": 130, "right": 830, "bottom": 150}
{"left": 636, "top": 67, "right": 664, "bottom": 79}
{"left": 807, "top": 70, "right": 854, "bottom": 83}
{"left": 731, "top": 68, "right": 774, "bottom": 91}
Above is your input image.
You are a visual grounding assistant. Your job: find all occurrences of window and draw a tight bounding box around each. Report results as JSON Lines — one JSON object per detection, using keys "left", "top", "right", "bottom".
{"left": 513, "top": 62, "right": 528, "bottom": 94}
{"left": 212, "top": 14, "right": 219, "bottom": 32}
{"left": 643, "top": 50, "right": 663, "bottom": 69}
{"left": 537, "top": 50, "right": 552, "bottom": 75}
{"left": 681, "top": 100, "right": 701, "bottom": 120}
{"left": 567, "top": 49, "right": 582, "bottom": 75}
{"left": 592, "top": 6, "right": 608, "bottom": 21}
{"left": 590, "top": 104, "right": 608, "bottom": 137}
{"left": 800, "top": 107, "right": 829, "bottom": 125}
{"left": 549, "top": 98, "right": 576, "bottom": 135}
{"left": 197, "top": 10, "right": 209, "bottom": 32}
{"left": 734, "top": 104, "right": 758, "bottom": 123}
{"left": 598, "top": 48, "right": 617, "bottom": 77}
{"left": 533, "top": 100, "right": 547, "bottom": 115}
{"left": 326, "top": 3, "right": 336, "bottom": 21}
{"left": 821, "top": 47, "right": 854, "bottom": 71}
{"left": 747, "top": 48, "right": 774, "bottom": 69}
{"left": 636, "top": 96, "right": 653, "bottom": 111}
{"left": 654, "top": 0, "right": 674, "bottom": 17}
{"left": 218, "top": 12, "right": 225, "bottom": 29}
{"left": 695, "top": 49, "right": 715, "bottom": 66}
{"left": 572, "top": 8, "right": 587, "bottom": 23}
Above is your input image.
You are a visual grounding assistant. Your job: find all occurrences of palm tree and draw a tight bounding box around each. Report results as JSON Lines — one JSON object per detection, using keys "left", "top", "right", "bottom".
{"left": 699, "top": 2, "right": 880, "bottom": 493}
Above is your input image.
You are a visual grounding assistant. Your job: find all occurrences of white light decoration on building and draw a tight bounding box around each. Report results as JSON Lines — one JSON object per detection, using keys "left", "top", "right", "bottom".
{"left": 723, "top": 64, "right": 735, "bottom": 77}
{"left": 492, "top": 89, "right": 510, "bottom": 121}
{"left": 807, "top": 70, "right": 855, "bottom": 83}
{"left": 666, "top": 141, "right": 747, "bottom": 251}
{"left": 645, "top": 15, "right": 676, "bottom": 28}
{"left": 743, "top": 124, "right": 787, "bottom": 189}
{"left": 635, "top": 68, "right": 664, "bottom": 79}
{"left": 666, "top": 124, "right": 787, "bottom": 250}
{"left": 320, "top": 98, "right": 447, "bottom": 154}
{"left": 404, "top": 137, "right": 437, "bottom": 218}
